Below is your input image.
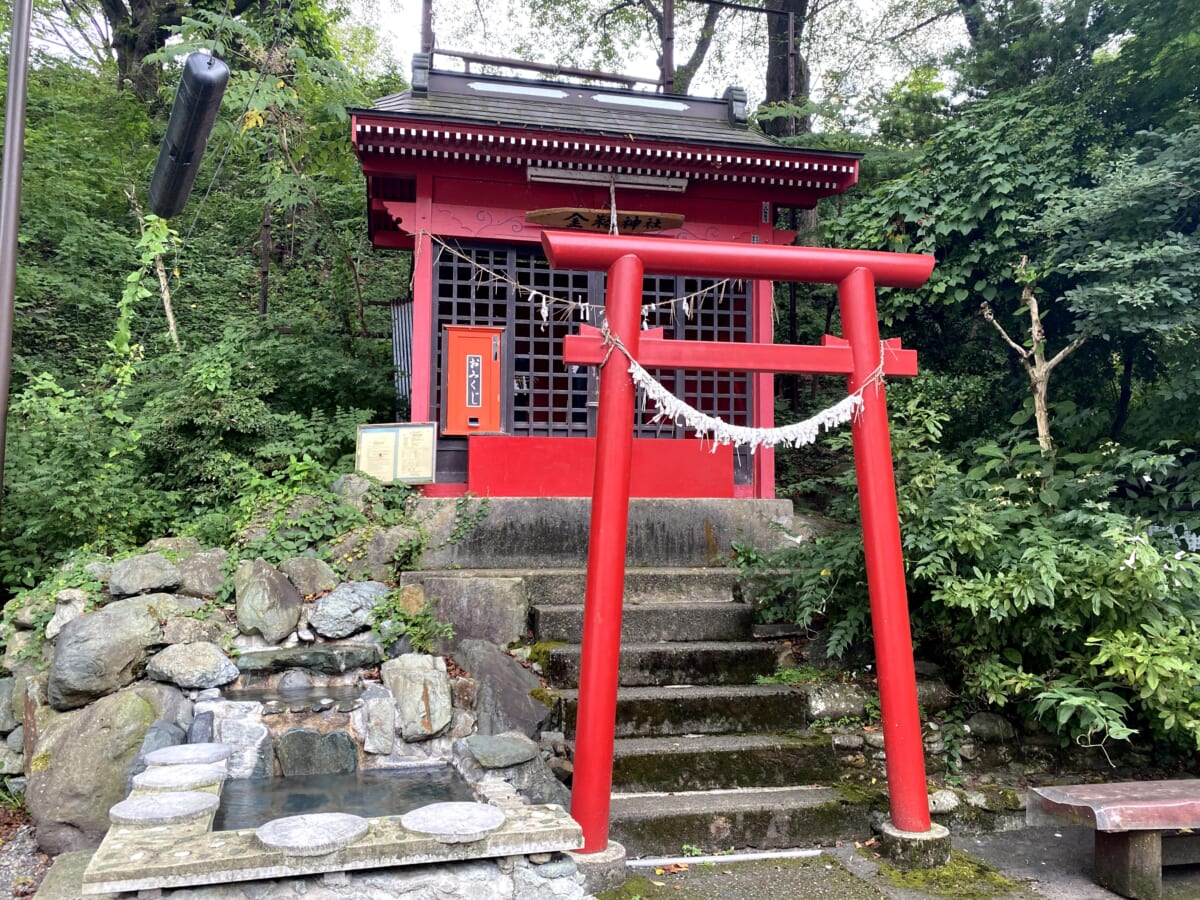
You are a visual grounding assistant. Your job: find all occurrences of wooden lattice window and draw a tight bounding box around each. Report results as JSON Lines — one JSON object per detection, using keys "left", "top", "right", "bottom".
{"left": 431, "top": 244, "right": 753, "bottom": 445}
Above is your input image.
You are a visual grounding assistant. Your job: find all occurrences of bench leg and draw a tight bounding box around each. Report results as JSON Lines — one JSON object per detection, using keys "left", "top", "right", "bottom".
{"left": 1094, "top": 830, "right": 1162, "bottom": 900}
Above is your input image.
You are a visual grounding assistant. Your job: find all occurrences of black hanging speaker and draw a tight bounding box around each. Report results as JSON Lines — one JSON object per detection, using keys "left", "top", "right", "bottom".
{"left": 148, "top": 52, "right": 230, "bottom": 219}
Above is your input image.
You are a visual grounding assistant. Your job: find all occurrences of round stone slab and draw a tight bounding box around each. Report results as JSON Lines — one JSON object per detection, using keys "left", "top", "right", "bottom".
{"left": 400, "top": 802, "right": 507, "bottom": 843}
{"left": 110, "top": 791, "right": 219, "bottom": 826}
{"left": 144, "top": 743, "right": 233, "bottom": 767}
{"left": 256, "top": 813, "right": 370, "bottom": 857}
{"left": 131, "top": 762, "right": 226, "bottom": 792}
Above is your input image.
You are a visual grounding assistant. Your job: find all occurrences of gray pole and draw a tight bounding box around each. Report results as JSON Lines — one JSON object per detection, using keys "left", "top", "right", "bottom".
{"left": 0, "top": 0, "right": 32, "bottom": 499}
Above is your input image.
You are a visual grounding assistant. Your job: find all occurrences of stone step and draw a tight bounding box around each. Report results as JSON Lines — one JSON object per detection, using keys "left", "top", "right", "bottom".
{"left": 533, "top": 601, "right": 753, "bottom": 644}
{"left": 414, "top": 497, "right": 801, "bottom": 569}
{"left": 552, "top": 684, "right": 811, "bottom": 739}
{"left": 609, "top": 786, "right": 873, "bottom": 856}
{"left": 609, "top": 733, "right": 841, "bottom": 793}
{"left": 545, "top": 641, "right": 775, "bottom": 688}
{"left": 401, "top": 567, "right": 741, "bottom": 607}
{"left": 523, "top": 567, "right": 741, "bottom": 606}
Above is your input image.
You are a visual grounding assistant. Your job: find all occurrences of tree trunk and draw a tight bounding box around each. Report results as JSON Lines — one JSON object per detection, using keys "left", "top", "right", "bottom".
{"left": 980, "top": 259, "right": 1087, "bottom": 458}
{"left": 1110, "top": 337, "right": 1137, "bottom": 441}
{"left": 671, "top": 2, "right": 721, "bottom": 95}
{"left": 259, "top": 202, "right": 271, "bottom": 318}
{"left": 100, "top": 0, "right": 254, "bottom": 101}
{"left": 955, "top": 0, "right": 985, "bottom": 44}
{"left": 762, "top": 0, "right": 812, "bottom": 138}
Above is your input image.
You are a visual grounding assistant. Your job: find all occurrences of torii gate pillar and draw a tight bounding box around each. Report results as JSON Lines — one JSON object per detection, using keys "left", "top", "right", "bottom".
{"left": 546, "top": 231, "right": 936, "bottom": 854}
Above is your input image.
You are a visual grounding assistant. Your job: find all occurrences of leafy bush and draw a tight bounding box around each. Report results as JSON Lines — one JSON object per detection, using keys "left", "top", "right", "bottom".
{"left": 741, "top": 392, "right": 1200, "bottom": 751}
{"left": 369, "top": 591, "right": 454, "bottom": 654}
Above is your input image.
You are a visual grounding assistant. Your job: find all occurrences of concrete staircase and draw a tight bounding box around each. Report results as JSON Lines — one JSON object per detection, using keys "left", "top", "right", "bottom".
{"left": 535, "top": 569, "right": 870, "bottom": 857}
{"left": 406, "top": 497, "right": 872, "bottom": 857}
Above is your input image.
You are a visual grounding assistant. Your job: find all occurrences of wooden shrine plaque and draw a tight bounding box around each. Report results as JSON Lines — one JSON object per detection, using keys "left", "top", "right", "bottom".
{"left": 356, "top": 423, "right": 436, "bottom": 484}
{"left": 526, "top": 208, "right": 684, "bottom": 234}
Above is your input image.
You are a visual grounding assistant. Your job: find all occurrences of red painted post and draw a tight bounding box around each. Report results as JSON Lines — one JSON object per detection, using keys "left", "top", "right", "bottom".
{"left": 839, "top": 266, "right": 931, "bottom": 833}
{"left": 570, "top": 253, "right": 644, "bottom": 852}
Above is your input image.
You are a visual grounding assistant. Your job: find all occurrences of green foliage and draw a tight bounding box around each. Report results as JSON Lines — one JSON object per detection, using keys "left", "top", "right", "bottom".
{"left": 369, "top": 592, "right": 454, "bottom": 655}
{"left": 0, "top": 553, "right": 104, "bottom": 666}
{"left": 744, "top": 384, "right": 1200, "bottom": 750}
{"left": 754, "top": 665, "right": 828, "bottom": 686}
{"left": 0, "top": 778, "right": 27, "bottom": 812}
{"left": 229, "top": 456, "right": 364, "bottom": 563}
{"left": 448, "top": 494, "right": 490, "bottom": 545}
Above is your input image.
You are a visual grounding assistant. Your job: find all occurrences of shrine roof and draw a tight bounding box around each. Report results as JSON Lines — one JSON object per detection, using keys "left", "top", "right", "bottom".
{"left": 357, "top": 64, "right": 855, "bottom": 160}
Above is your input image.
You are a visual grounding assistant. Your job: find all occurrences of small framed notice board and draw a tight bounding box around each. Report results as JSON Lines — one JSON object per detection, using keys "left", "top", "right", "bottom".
{"left": 355, "top": 423, "right": 437, "bottom": 484}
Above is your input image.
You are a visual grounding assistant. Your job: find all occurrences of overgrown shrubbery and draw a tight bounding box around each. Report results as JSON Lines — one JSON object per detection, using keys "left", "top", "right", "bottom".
{"left": 0, "top": 309, "right": 398, "bottom": 594}
{"left": 741, "top": 381, "right": 1200, "bottom": 753}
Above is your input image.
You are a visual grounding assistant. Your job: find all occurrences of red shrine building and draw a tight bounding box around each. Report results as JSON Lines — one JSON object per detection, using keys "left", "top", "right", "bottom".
{"left": 351, "top": 53, "right": 861, "bottom": 499}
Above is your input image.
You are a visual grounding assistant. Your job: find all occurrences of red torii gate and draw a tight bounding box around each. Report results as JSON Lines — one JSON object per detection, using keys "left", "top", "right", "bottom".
{"left": 543, "top": 230, "right": 937, "bottom": 853}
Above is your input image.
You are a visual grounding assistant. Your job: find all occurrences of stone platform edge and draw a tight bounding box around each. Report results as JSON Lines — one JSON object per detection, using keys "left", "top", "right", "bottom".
{"left": 81, "top": 803, "right": 582, "bottom": 895}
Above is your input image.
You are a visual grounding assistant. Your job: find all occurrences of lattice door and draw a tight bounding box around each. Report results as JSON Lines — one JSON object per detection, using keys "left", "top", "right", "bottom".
{"left": 431, "top": 244, "right": 753, "bottom": 454}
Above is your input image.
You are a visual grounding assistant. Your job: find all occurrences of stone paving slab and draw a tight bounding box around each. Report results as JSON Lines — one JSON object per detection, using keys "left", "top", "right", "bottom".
{"left": 81, "top": 803, "right": 583, "bottom": 895}
{"left": 145, "top": 743, "right": 233, "bottom": 767}
{"left": 130, "top": 762, "right": 227, "bottom": 791}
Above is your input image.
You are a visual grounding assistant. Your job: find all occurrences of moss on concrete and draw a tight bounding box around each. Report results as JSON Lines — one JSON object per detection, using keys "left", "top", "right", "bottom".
{"left": 529, "top": 641, "right": 566, "bottom": 672}
{"left": 612, "top": 733, "right": 840, "bottom": 792}
{"left": 878, "top": 849, "right": 1019, "bottom": 897}
{"left": 833, "top": 782, "right": 888, "bottom": 808}
{"left": 598, "top": 856, "right": 888, "bottom": 899}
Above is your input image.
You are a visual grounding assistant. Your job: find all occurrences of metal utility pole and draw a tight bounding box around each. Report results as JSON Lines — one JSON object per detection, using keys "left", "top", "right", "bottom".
{"left": 662, "top": 0, "right": 676, "bottom": 92}
{"left": 0, "top": 0, "right": 33, "bottom": 500}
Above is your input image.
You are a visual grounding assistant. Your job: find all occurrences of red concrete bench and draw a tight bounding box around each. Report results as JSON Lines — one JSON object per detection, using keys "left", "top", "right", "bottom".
{"left": 1027, "top": 780, "right": 1200, "bottom": 899}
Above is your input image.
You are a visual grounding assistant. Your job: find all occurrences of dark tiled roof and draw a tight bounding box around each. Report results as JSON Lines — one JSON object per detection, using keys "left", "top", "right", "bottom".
{"left": 366, "top": 70, "right": 792, "bottom": 153}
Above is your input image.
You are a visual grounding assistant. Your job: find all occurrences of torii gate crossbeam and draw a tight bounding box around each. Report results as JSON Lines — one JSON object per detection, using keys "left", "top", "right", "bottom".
{"left": 542, "top": 230, "right": 937, "bottom": 853}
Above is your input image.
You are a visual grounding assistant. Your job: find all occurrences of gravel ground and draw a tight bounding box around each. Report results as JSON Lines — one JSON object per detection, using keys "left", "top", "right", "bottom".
{"left": 0, "top": 808, "right": 51, "bottom": 898}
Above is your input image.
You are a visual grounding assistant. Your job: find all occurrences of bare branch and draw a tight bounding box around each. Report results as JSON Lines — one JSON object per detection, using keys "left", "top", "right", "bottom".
{"left": 675, "top": 2, "right": 722, "bottom": 93}
{"left": 1045, "top": 332, "right": 1088, "bottom": 374}
{"left": 887, "top": 6, "right": 960, "bottom": 42}
{"left": 980, "top": 301, "right": 1031, "bottom": 361}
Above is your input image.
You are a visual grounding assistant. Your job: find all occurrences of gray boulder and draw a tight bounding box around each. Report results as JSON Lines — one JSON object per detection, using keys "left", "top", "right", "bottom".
{"left": 146, "top": 642, "right": 239, "bottom": 689}
{"left": 124, "top": 720, "right": 186, "bottom": 793}
{"left": 0, "top": 677, "right": 16, "bottom": 733}
{"left": 358, "top": 685, "right": 396, "bottom": 755}
{"left": 108, "top": 552, "right": 182, "bottom": 598}
{"left": 233, "top": 642, "right": 383, "bottom": 675}
{"left": 276, "top": 727, "right": 358, "bottom": 776}
{"left": 161, "top": 614, "right": 227, "bottom": 646}
{"left": 423, "top": 575, "right": 527, "bottom": 651}
{"left": 44, "top": 589, "right": 88, "bottom": 640}
{"left": 505, "top": 755, "right": 572, "bottom": 807}
{"left": 309, "top": 581, "right": 390, "bottom": 639}
{"left": 329, "top": 524, "right": 423, "bottom": 582}
{"left": 967, "top": 711, "right": 1016, "bottom": 743}
{"left": 235, "top": 559, "right": 302, "bottom": 644}
{"left": 46, "top": 594, "right": 179, "bottom": 710}
{"left": 279, "top": 556, "right": 338, "bottom": 597}
{"left": 178, "top": 548, "right": 229, "bottom": 599}
{"left": 331, "top": 473, "right": 374, "bottom": 513}
{"left": 0, "top": 747, "right": 20, "bottom": 775}
{"left": 806, "top": 683, "right": 869, "bottom": 721}
{"left": 11, "top": 593, "right": 50, "bottom": 629}
{"left": 198, "top": 700, "right": 273, "bottom": 779}
{"left": 382, "top": 654, "right": 452, "bottom": 741}
{"left": 465, "top": 731, "right": 539, "bottom": 768}
{"left": 26, "top": 686, "right": 172, "bottom": 853}
{"left": 456, "top": 639, "right": 551, "bottom": 738}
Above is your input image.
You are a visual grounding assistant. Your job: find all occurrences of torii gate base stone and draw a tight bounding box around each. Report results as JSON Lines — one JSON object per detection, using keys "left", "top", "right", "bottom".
{"left": 545, "top": 230, "right": 952, "bottom": 875}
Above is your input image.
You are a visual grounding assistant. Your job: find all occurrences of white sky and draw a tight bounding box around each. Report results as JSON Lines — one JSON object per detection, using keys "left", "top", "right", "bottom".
{"left": 368, "top": 0, "right": 968, "bottom": 113}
